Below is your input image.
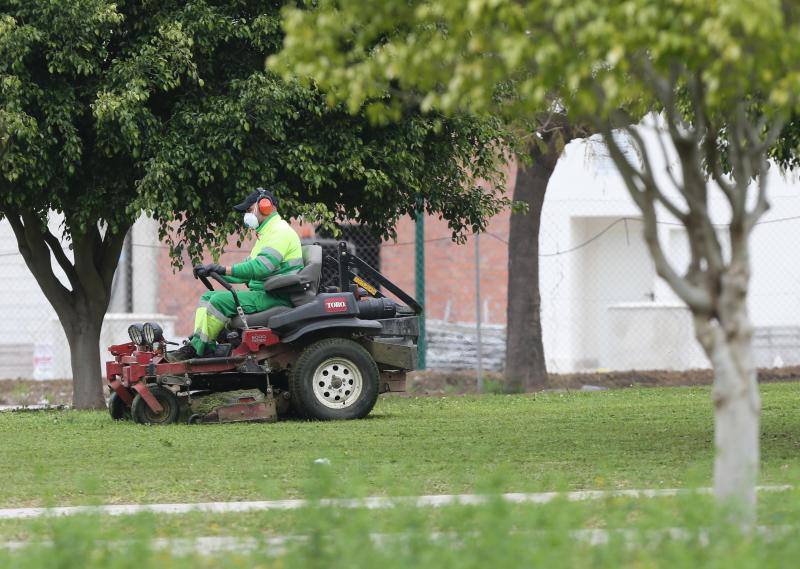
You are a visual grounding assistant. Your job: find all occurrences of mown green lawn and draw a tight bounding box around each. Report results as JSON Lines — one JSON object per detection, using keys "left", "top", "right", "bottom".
{"left": 1, "top": 383, "right": 799, "bottom": 508}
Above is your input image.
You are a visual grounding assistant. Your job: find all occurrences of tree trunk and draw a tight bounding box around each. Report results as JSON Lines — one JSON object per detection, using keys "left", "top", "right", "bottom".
{"left": 505, "top": 142, "right": 560, "bottom": 392}
{"left": 64, "top": 314, "right": 106, "bottom": 409}
{"left": 694, "top": 269, "right": 761, "bottom": 523}
{"left": 5, "top": 212, "right": 128, "bottom": 410}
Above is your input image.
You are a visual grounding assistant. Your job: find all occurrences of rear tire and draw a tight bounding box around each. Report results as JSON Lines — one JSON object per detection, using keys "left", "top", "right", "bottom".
{"left": 131, "top": 385, "right": 180, "bottom": 425}
{"left": 108, "top": 392, "right": 131, "bottom": 421}
{"left": 290, "top": 338, "right": 379, "bottom": 420}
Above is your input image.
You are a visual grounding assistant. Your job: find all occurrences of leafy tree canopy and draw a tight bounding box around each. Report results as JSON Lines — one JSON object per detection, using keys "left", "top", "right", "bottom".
{"left": 0, "top": 0, "right": 510, "bottom": 265}
{"left": 272, "top": 0, "right": 800, "bottom": 135}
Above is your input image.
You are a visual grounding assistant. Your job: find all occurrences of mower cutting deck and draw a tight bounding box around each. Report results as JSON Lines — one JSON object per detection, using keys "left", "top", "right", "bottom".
{"left": 105, "top": 242, "right": 420, "bottom": 425}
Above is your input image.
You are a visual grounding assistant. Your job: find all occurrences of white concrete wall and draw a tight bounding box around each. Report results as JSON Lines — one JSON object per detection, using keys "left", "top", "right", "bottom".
{"left": 570, "top": 218, "right": 655, "bottom": 369}
{"left": 131, "top": 216, "right": 160, "bottom": 313}
{"left": 0, "top": 220, "right": 57, "bottom": 378}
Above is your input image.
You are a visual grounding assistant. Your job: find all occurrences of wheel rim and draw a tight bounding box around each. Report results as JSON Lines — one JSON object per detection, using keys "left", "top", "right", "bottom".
{"left": 311, "top": 357, "right": 363, "bottom": 409}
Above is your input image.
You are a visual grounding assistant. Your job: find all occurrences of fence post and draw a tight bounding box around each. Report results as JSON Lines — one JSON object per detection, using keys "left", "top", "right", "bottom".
{"left": 475, "top": 232, "right": 483, "bottom": 392}
{"left": 415, "top": 207, "right": 427, "bottom": 369}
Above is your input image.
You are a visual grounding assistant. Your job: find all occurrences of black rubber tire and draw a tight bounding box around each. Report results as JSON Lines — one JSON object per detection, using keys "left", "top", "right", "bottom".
{"left": 289, "top": 338, "right": 379, "bottom": 420}
{"left": 108, "top": 392, "right": 131, "bottom": 421}
{"left": 131, "top": 385, "right": 180, "bottom": 425}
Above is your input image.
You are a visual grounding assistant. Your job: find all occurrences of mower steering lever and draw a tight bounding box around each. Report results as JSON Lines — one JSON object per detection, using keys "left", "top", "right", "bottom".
{"left": 197, "top": 271, "right": 249, "bottom": 329}
{"left": 208, "top": 271, "right": 233, "bottom": 292}
{"left": 195, "top": 270, "right": 231, "bottom": 291}
{"left": 197, "top": 274, "right": 214, "bottom": 291}
{"left": 195, "top": 271, "right": 242, "bottom": 310}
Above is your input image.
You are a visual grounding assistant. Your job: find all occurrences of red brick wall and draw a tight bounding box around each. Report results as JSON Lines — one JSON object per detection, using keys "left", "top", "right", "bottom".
{"left": 381, "top": 173, "right": 514, "bottom": 326}
{"left": 159, "top": 165, "right": 516, "bottom": 336}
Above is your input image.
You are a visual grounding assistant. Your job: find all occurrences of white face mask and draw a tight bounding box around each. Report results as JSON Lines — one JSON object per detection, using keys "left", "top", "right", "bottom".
{"left": 243, "top": 212, "right": 259, "bottom": 229}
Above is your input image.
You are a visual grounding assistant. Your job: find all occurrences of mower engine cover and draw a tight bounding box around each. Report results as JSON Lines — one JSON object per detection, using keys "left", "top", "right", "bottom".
{"left": 268, "top": 292, "right": 359, "bottom": 329}
{"left": 266, "top": 292, "right": 386, "bottom": 343}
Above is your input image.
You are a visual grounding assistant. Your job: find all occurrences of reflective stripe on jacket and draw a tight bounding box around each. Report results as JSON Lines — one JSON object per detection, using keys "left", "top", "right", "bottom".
{"left": 229, "top": 213, "right": 303, "bottom": 291}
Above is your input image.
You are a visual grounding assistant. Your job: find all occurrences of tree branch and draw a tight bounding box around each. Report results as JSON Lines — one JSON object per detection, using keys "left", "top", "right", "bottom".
{"left": 71, "top": 224, "right": 108, "bottom": 308}
{"left": 622, "top": 125, "right": 689, "bottom": 222}
{"left": 670, "top": 132, "right": 726, "bottom": 276}
{"left": 731, "top": 105, "right": 753, "bottom": 214}
{"left": 688, "top": 72, "right": 740, "bottom": 208}
{"left": 641, "top": 60, "right": 696, "bottom": 144}
{"left": 637, "top": 64, "right": 724, "bottom": 278}
{"left": 651, "top": 117, "right": 688, "bottom": 194}
{"left": 603, "top": 126, "right": 713, "bottom": 313}
{"left": 745, "top": 156, "right": 771, "bottom": 234}
{"left": 703, "top": 132, "right": 738, "bottom": 204}
{"left": 99, "top": 224, "right": 131, "bottom": 295}
{"left": 6, "top": 212, "right": 74, "bottom": 317}
{"left": 38, "top": 222, "right": 81, "bottom": 291}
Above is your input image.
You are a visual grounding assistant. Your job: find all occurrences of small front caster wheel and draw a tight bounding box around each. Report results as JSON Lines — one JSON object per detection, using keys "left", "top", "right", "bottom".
{"left": 131, "top": 385, "right": 180, "bottom": 425}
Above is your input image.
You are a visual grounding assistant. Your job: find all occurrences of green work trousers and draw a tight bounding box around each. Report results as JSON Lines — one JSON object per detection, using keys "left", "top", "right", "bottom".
{"left": 190, "top": 289, "right": 291, "bottom": 355}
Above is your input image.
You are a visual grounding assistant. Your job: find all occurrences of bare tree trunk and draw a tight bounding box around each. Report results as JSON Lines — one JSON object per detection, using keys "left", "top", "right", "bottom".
{"left": 694, "top": 267, "right": 760, "bottom": 519}
{"left": 505, "top": 142, "right": 560, "bottom": 392}
{"left": 712, "top": 337, "right": 759, "bottom": 515}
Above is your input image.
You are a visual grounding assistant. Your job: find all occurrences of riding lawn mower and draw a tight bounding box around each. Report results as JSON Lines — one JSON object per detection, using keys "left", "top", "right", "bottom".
{"left": 105, "top": 242, "right": 420, "bottom": 425}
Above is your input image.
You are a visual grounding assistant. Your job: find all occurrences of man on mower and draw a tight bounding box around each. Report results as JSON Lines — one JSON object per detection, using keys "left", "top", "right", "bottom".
{"left": 167, "top": 188, "right": 303, "bottom": 362}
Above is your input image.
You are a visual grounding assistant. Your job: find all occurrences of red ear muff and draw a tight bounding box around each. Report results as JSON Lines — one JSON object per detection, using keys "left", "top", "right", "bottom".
{"left": 258, "top": 198, "right": 273, "bottom": 216}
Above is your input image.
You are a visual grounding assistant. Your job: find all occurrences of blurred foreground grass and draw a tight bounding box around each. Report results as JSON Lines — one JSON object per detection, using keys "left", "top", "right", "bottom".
{"left": 1, "top": 481, "right": 800, "bottom": 568}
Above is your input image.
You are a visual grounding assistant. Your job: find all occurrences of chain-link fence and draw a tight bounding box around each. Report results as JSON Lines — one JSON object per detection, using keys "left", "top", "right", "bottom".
{"left": 3, "top": 138, "right": 800, "bottom": 381}
{"left": 414, "top": 138, "right": 800, "bottom": 375}
{"left": 0, "top": 217, "right": 408, "bottom": 381}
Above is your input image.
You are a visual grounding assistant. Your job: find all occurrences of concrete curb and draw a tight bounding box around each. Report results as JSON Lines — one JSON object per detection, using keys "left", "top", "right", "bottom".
{"left": 0, "top": 485, "right": 792, "bottom": 521}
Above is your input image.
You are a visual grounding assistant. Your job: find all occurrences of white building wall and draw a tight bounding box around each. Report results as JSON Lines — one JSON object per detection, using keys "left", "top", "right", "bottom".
{"left": 538, "top": 115, "right": 800, "bottom": 372}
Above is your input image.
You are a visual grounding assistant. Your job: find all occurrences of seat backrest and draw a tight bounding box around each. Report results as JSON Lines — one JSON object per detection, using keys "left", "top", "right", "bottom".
{"left": 282, "top": 245, "right": 322, "bottom": 307}
{"left": 263, "top": 245, "right": 323, "bottom": 307}
{"left": 297, "top": 244, "right": 322, "bottom": 296}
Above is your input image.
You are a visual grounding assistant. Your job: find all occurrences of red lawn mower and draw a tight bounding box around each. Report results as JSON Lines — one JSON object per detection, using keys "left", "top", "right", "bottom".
{"left": 105, "top": 242, "right": 420, "bottom": 425}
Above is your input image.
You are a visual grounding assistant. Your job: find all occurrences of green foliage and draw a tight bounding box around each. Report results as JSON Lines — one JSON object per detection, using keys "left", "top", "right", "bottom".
{"left": 273, "top": 0, "right": 800, "bottom": 134}
{"left": 772, "top": 115, "right": 800, "bottom": 169}
{"left": 0, "top": 1, "right": 510, "bottom": 264}
{"left": 1, "top": 383, "right": 799, "bottom": 507}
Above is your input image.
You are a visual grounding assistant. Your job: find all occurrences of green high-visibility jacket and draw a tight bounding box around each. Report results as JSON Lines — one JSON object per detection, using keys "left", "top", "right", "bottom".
{"left": 224, "top": 212, "right": 303, "bottom": 291}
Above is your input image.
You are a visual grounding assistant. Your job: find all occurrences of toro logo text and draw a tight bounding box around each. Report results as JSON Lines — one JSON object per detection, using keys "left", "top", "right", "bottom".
{"left": 324, "top": 297, "right": 349, "bottom": 313}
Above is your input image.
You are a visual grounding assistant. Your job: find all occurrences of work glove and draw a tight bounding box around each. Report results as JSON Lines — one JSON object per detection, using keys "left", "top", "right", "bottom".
{"left": 193, "top": 263, "right": 226, "bottom": 278}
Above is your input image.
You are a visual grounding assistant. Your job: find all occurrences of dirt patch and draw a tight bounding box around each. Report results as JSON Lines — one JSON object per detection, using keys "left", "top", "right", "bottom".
{"left": 408, "top": 367, "right": 800, "bottom": 395}
{"left": 0, "top": 379, "right": 73, "bottom": 407}
{"left": 2, "top": 367, "right": 799, "bottom": 406}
